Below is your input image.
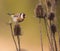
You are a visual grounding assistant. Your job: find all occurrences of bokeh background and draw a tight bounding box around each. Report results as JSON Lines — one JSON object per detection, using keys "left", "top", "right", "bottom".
{"left": 0, "top": 0, "right": 60, "bottom": 51}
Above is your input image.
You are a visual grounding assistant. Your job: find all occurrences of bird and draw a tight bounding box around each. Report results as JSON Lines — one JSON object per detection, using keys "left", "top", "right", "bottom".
{"left": 8, "top": 13, "right": 25, "bottom": 23}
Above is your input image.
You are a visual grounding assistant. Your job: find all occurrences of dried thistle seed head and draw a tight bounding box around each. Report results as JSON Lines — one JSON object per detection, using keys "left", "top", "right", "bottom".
{"left": 14, "top": 24, "right": 21, "bottom": 36}
{"left": 51, "top": 24, "right": 56, "bottom": 34}
{"left": 35, "top": 4, "right": 46, "bottom": 18}
{"left": 48, "top": 12, "right": 55, "bottom": 21}
{"left": 47, "top": 1, "right": 51, "bottom": 8}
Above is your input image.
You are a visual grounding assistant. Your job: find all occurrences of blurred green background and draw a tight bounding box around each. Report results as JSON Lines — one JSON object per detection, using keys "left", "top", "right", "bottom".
{"left": 0, "top": 0, "right": 60, "bottom": 51}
